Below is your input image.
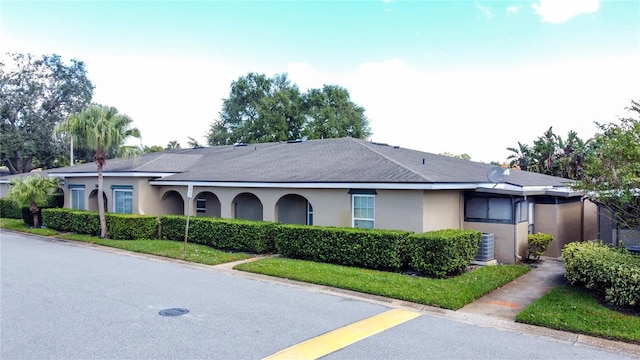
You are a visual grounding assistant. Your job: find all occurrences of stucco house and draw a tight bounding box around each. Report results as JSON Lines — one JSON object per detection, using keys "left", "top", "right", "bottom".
{"left": 2, "top": 137, "right": 598, "bottom": 263}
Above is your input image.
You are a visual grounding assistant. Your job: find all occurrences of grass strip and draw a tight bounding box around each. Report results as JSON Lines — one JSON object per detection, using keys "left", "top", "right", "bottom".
{"left": 234, "top": 257, "right": 530, "bottom": 310}
{"left": 516, "top": 286, "right": 640, "bottom": 344}
{"left": 57, "top": 233, "right": 252, "bottom": 266}
{"left": 0, "top": 218, "right": 60, "bottom": 236}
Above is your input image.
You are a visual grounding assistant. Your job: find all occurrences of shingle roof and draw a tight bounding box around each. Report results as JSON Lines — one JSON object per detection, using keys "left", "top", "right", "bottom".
{"left": 45, "top": 137, "right": 570, "bottom": 188}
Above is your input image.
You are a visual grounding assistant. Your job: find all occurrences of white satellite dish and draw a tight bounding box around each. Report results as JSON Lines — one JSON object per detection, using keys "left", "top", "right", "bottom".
{"left": 487, "top": 166, "right": 510, "bottom": 184}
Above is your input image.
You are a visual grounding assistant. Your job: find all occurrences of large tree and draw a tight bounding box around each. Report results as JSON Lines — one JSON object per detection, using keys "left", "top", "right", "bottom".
{"left": 576, "top": 100, "right": 640, "bottom": 230}
{"left": 207, "top": 73, "right": 370, "bottom": 145}
{"left": 0, "top": 53, "right": 94, "bottom": 173}
{"left": 7, "top": 175, "right": 60, "bottom": 228}
{"left": 56, "top": 105, "right": 141, "bottom": 238}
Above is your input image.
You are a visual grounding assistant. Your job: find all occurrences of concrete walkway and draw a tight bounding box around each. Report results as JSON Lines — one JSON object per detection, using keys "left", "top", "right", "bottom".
{"left": 459, "top": 257, "right": 567, "bottom": 320}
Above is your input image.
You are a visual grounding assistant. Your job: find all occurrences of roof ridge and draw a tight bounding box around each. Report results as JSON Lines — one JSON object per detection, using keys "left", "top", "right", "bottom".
{"left": 349, "top": 137, "right": 431, "bottom": 181}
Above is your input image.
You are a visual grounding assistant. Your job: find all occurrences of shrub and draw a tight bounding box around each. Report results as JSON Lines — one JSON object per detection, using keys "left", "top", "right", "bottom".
{"left": 42, "top": 208, "right": 74, "bottom": 232}
{"left": 0, "top": 198, "right": 22, "bottom": 219}
{"left": 21, "top": 206, "right": 55, "bottom": 227}
{"left": 406, "top": 229, "right": 482, "bottom": 278}
{"left": 106, "top": 213, "right": 159, "bottom": 240}
{"left": 277, "top": 225, "right": 408, "bottom": 271}
{"left": 70, "top": 211, "right": 101, "bottom": 236}
{"left": 563, "top": 241, "right": 640, "bottom": 308}
{"left": 527, "top": 232, "right": 554, "bottom": 261}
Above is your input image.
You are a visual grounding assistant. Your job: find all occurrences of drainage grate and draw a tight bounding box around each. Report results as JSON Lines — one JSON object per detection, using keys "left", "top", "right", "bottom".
{"left": 159, "top": 308, "right": 189, "bottom": 316}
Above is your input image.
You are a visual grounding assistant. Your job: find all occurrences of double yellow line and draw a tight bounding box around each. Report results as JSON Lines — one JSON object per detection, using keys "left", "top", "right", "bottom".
{"left": 264, "top": 309, "right": 421, "bottom": 360}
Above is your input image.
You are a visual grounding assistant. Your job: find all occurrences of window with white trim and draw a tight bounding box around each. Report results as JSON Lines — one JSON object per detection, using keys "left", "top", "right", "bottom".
{"left": 196, "top": 195, "right": 206, "bottom": 213}
{"left": 352, "top": 194, "right": 375, "bottom": 229}
{"left": 113, "top": 188, "right": 133, "bottom": 214}
{"left": 69, "top": 186, "right": 85, "bottom": 210}
{"left": 307, "top": 203, "right": 314, "bottom": 225}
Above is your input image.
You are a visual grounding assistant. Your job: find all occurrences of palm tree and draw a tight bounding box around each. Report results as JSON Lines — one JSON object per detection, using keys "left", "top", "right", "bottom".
{"left": 56, "top": 105, "right": 141, "bottom": 238}
{"left": 506, "top": 142, "right": 533, "bottom": 171}
{"left": 8, "top": 175, "right": 60, "bottom": 228}
{"left": 166, "top": 140, "right": 181, "bottom": 150}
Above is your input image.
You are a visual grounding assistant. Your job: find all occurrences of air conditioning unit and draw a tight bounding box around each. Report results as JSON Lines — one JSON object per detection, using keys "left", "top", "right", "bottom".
{"left": 475, "top": 233, "right": 495, "bottom": 262}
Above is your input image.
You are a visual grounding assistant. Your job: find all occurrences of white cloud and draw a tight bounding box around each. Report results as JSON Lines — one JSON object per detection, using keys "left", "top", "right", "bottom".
{"left": 507, "top": 5, "right": 520, "bottom": 14}
{"left": 476, "top": 3, "right": 492, "bottom": 18}
{"left": 531, "top": 0, "right": 600, "bottom": 23}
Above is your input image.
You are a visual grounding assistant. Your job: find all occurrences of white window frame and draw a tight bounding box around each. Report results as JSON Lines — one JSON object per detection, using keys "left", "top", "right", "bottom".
{"left": 196, "top": 195, "right": 206, "bottom": 212}
{"left": 352, "top": 194, "right": 375, "bottom": 229}
{"left": 113, "top": 188, "right": 133, "bottom": 214}
{"left": 70, "top": 187, "right": 85, "bottom": 210}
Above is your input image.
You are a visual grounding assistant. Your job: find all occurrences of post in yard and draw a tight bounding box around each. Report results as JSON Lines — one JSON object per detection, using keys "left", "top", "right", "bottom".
{"left": 184, "top": 184, "right": 193, "bottom": 257}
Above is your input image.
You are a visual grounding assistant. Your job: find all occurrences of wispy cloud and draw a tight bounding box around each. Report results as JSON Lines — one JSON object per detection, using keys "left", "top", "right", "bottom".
{"left": 532, "top": 0, "right": 600, "bottom": 23}
{"left": 475, "top": 3, "right": 492, "bottom": 18}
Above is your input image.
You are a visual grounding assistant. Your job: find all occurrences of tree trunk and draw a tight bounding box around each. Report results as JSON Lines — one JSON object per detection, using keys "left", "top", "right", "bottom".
{"left": 29, "top": 202, "right": 40, "bottom": 228}
{"left": 97, "top": 162, "right": 107, "bottom": 238}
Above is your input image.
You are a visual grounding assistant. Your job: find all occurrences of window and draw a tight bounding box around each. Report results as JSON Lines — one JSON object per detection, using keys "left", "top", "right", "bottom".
{"left": 196, "top": 196, "right": 206, "bottom": 213}
{"left": 307, "top": 203, "right": 313, "bottom": 226}
{"left": 113, "top": 187, "right": 133, "bottom": 214}
{"left": 352, "top": 194, "right": 375, "bottom": 229}
{"left": 465, "top": 195, "right": 517, "bottom": 224}
{"left": 69, "top": 186, "right": 85, "bottom": 210}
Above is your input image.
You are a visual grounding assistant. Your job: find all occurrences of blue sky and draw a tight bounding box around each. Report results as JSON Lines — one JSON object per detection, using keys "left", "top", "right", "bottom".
{"left": 1, "top": 0, "right": 639, "bottom": 162}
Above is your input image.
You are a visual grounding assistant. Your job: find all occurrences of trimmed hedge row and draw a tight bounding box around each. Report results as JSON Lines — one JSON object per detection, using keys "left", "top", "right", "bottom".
{"left": 563, "top": 241, "right": 640, "bottom": 308}
{"left": 160, "top": 215, "right": 277, "bottom": 254}
{"left": 0, "top": 198, "right": 22, "bottom": 219}
{"left": 42, "top": 209, "right": 482, "bottom": 277}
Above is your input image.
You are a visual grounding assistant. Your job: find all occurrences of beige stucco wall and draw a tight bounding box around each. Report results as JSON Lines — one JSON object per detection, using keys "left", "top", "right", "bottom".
{"left": 463, "top": 222, "right": 526, "bottom": 264}
{"left": 583, "top": 199, "right": 598, "bottom": 241}
{"left": 0, "top": 182, "right": 9, "bottom": 198}
{"left": 535, "top": 201, "right": 584, "bottom": 258}
{"left": 422, "top": 190, "right": 462, "bottom": 232}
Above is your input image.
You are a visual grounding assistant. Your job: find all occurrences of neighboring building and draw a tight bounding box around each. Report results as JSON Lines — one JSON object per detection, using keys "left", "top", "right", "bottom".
{"left": 1, "top": 137, "right": 598, "bottom": 263}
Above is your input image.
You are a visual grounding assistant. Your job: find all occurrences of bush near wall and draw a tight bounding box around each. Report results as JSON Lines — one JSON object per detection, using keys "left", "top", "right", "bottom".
{"left": 42, "top": 208, "right": 74, "bottom": 231}
{"left": 159, "top": 215, "right": 277, "bottom": 254}
{"left": 106, "top": 214, "right": 159, "bottom": 240}
{"left": 563, "top": 241, "right": 640, "bottom": 308}
{"left": 0, "top": 198, "right": 22, "bottom": 219}
{"left": 276, "top": 225, "right": 408, "bottom": 271}
{"left": 70, "top": 211, "right": 101, "bottom": 236}
{"left": 527, "top": 233, "right": 554, "bottom": 261}
{"left": 21, "top": 206, "right": 56, "bottom": 227}
{"left": 407, "top": 229, "right": 482, "bottom": 278}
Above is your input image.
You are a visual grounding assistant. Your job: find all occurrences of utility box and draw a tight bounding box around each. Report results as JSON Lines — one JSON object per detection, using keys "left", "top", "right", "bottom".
{"left": 475, "top": 233, "right": 495, "bottom": 262}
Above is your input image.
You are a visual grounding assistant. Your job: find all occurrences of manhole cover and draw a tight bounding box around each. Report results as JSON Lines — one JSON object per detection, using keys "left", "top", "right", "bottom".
{"left": 159, "top": 308, "right": 189, "bottom": 316}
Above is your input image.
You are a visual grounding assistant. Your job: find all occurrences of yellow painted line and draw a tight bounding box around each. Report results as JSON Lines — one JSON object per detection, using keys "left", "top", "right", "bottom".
{"left": 263, "top": 309, "right": 421, "bottom": 360}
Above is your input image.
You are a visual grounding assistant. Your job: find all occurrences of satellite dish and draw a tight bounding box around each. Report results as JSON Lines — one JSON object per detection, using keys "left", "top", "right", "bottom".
{"left": 487, "top": 166, "right": 510, "bottom": 184}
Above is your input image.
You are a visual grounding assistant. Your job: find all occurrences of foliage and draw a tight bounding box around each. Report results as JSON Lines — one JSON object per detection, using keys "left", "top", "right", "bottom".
{"left": 406, "top": 230, "right": 482, "bottom": 278}
{"left": 70, "top": 211, "right": 101, "bottom": 236}
{"left": 527, "top": 232, "right": 554, "bottom": 261}
{"left": 563, "top": 241, "right": 640, "bottom": 308}
{"left": 166, "top": 140, "right": 181, "bottom": 150}
{"left": 142, "top": 145, "right": 164, "bottom": 153}
{"left": 159, "top": 215, "right": 277, "bottom": 254}
{"left": 276, "top": 224, "right": 407, "bottom": 271}
{"left": 440, "top": 152, "right": 471, "bottom": 161}
{"left": 0, "top": 198, "right": 22, "bottom": 218}
{"left": 0, "top": 217, "right": 59, "bottom": 236}
{"left": 106, "top": 213, "right": 158, "bottom": 240}
{"left": 236, "top": 258, "right": 529, "bottom": 310}
{"left": 0, "top": 53, "right": 94, "bottom": 173}
{"left": 56, "top": 104, "right": 141, "bottom": 238}
{"left": 42, "top": 208, "right": 73, "bottom": 231}
{"left": 7, "top": 175, "right": 60, "bottom": 227}
{"left": 207, "top": 73, "right": 370, "bottom": 145}
{"left": 574, "top": 100, "right": 640, "bottom": 231}
{"left": 516, "top": 286, "right": 640, "bottom": 344}
{"left": 506, "top": 127, "right": 588, "bottom": 179}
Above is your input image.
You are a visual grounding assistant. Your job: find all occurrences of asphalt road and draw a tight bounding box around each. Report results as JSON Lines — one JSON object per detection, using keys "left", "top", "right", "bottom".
{"left": 1, "top": 230, "right": 636, "bottom": 359}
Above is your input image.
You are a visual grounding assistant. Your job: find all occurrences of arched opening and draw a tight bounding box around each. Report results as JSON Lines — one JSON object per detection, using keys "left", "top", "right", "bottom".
{"left": 276, "top": 194, "right": 313, "bottom": 225}
{"left": 161, "top": 190, "right": 184, "bottom": 215}
{"left": 88, "top": 189, "right": 107, "bottom": 212}
{"left": 194, "top": 191, "right": 221, "bottom": 217}
{"left": 233, "top": 192, "right": 263, "bottom": 221}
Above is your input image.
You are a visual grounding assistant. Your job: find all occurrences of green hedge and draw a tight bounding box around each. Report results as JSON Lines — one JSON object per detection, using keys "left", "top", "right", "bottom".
{"left": 70, "top": 211, "right": 101, "bottom": 236}
{"left": 276, "top": 225, "right": 408, "bottom": 271}
{"left": 160, "top": 215, "right": 277, "bottom": 254}
{"left": 527, "top": 233, "right": 554, "bottom": 261}
{"left": 42, "top": 208, "right": 74, "bottom": 231}
{"left": 0, "top": 198, "right": 22, "bottom": 219}
{"left": 407, "top": 229, "right": 482, "bottom": 278}
{"left": 106, "top": 213, "right": 158, "bottom": 240}
{"left": 563, "top": 241, "right": 640, "bottom": 308}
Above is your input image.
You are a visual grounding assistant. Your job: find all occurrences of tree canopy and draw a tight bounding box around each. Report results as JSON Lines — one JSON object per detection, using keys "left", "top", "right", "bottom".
{"left": 0, "top": 53, "right": 94, "bottom": 173}
{"left": 7, "top": 175, "right": 60, "bottom": 228}
{"left": 575, "top": 100, "right": 640, "bottom": 230}
{"left": 207, "top": 73, "right": 370, "bottom": 145}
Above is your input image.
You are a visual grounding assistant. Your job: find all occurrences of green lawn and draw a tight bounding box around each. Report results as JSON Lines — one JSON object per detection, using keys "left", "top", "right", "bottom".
{"left": 0, "top": 218, "right": 252, "bottom": 266}
{"left": 234, "top": 257, "right": 530, "bottom": 310}
{"left": 516, "top": 286, "right": 640, "bottom": 344}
